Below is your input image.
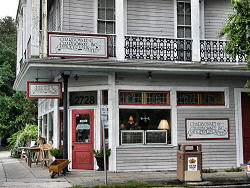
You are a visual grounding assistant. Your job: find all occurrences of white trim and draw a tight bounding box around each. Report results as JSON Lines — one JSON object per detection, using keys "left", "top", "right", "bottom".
{"left": 235, "top": 88, "right": 249, "bottom": 167}
{"left": 93, "top": 0, "right": 98, "bottom": 33}
{"left": 200, "top": 0, "right": 205, "bottom": 39}
{"left": 174, "top": 0, "right": 177, "bottom": 38}
{"left": 170, "top": 89, "right": 178, "bottom": 146}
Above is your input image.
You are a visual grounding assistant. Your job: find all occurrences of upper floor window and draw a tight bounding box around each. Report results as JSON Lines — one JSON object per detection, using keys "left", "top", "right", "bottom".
{"left": 98, "top": 0, "right": 116, "bottom": 57}
{"left": 177, "top": 1, "right": 191, "bottom": 38}
{"left": 177, "top": 91, "right": 225, "bottom": 105}
{"left": 98, "top": 0, "right": 115, "bottom": 34}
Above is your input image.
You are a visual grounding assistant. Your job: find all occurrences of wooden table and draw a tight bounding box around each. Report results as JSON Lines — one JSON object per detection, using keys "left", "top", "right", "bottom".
{"left": 18, "top": 146, "right": 40, "bottom": 167}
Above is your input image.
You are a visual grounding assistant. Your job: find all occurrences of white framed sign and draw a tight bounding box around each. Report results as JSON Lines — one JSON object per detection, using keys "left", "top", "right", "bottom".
{"left": 188, "top": 157, "right": 198, "bottom": 171}
{"left": 48, "top": 32, "right": 108, "bottom": 58}
{"left": 27, "top": 81, "right": 62, "bottom": 99}
{"left": 185, "top": 118, "right": 229, "bottom": 140}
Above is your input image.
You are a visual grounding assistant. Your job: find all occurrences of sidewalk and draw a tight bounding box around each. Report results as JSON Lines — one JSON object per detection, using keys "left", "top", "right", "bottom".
{"left": 1, "top": 148, "right": 250, "bottom": 187}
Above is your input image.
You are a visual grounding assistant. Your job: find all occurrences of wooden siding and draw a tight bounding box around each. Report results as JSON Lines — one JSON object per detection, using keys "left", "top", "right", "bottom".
{"left": 204, "top": 0, "right": 233, "bottom": 39}
{"left": 116, "top": 147, "right": 177, "bottom": 171}
{"left": 115, "top": 73, "right": 246, "bottom": 171}
{"left": 63, "top": 0, "right": 95, "bottom": 33}
{"left": 127, "top": 0, "right": 174, "bottom": 37}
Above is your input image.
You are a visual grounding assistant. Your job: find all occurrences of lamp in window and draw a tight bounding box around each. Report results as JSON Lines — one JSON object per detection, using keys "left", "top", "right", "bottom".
{"left": 128, "top": 115, "right": 134, "bottom": 124}
{"left": 158, "top": 119, "right": 170, "bottom": 130}
{"left": 120, "top": 123, "right": 125, "bottom": 129}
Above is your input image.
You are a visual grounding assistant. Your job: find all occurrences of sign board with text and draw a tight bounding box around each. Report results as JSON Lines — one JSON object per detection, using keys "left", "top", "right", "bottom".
{"left": 48, "top": 32, "right": 108, "bottom": 58}
{"left": 185, "top": 118, "right": 229, "bottom": 140}
{"left": 27, "top": 82, "right": 62, "bottom": 99}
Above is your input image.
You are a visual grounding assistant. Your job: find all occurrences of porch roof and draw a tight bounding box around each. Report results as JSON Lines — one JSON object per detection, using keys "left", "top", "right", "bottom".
{"left": 14, "top": 57, "right": 250, "bottom": 91}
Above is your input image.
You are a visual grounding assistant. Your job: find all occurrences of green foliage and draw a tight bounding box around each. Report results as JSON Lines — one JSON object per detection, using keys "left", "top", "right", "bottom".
{"left": 0, "top": 17, "right": 37, "bottom": 145}
{"left": 7, "top": 124, "right": 38, "bottom": 157}
{"left": 225, "top": 167, "right": 243, "bottom": 172}
{"left": 202, "top": 168, "right": 218, "bottom": 173}
{"left": 50, "top": 148, "right": 63, "bottom": 157}
{"left": 72, "top": 180, "right": 162, "bottom": 188}
{"left": 92, "top": 147, "right": 111, "bottom": 157}
{"left": 220, "top": 0, "right": 250, "bottom": 68}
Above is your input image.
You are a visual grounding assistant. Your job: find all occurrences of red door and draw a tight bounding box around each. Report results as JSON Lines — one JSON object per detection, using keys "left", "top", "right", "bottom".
{"left": 242, "top": 93, "right": 250, "bottom": 164}
{"left": 72, "top": 110, "right": 94, "bottom": 169}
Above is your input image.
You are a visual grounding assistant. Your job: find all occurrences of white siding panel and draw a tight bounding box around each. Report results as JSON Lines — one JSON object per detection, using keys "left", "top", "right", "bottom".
{"left": 204, "top": 0, "right": 233, "bottom": 39}
{"left": 63, "top": 0, "right": 95, "bottom": 33}
{"left": 116, "top": 147, "right": 177, "bottom": 171}
{"left": 127, "top": 0, "right": 174, "bottom": 37}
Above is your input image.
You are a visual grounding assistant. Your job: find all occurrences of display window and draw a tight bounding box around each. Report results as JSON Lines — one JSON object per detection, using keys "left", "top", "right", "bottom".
{"left": 119, "top": 109, "right": 171, "bottom": 145}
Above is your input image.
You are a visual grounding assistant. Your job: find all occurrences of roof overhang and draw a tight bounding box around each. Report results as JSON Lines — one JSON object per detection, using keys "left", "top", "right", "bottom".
{"left": 14, "top": 58, "right": 250, "bottom": 91}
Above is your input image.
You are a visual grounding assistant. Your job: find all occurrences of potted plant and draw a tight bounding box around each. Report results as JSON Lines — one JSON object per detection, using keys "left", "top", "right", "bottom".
{"left": 50, "top": 148, "right": 63, "bottom": 159}
{"left": 92, "top": 147, "right": 111, "bottom": 171}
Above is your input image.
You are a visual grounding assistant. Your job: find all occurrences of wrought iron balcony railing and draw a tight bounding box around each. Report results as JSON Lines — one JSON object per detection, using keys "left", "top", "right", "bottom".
{"left": 200, "top": 40, "right": 246, "bottom": 63}
{"left": 125, "top": 35, "right": 192, "bottom": 62}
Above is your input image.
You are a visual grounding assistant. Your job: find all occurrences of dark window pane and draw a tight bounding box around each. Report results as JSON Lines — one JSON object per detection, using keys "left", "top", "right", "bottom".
{"left": 185, "top": 27, "right": 191, "bottom": 38}
{"left": 177, "top": 26, "right": 184, "bottom": 38}
{"left": 98, "top": 21, "right": 105, "bottom": 33}
{"left": 177, "top": 2, "right": 184, "bottom": 14}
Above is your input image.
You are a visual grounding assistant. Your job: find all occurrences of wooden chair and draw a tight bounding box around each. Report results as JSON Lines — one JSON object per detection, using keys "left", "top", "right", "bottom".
{"left": 20, "top": 140, "right": 31, "bottom": 161}
{"left": 40, "top": 143, "right": 52, "bottom": 168}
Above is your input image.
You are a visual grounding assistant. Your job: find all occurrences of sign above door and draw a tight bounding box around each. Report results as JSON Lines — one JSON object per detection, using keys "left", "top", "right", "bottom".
{"left": 27, "top": 81, "right": 62, "bottom": 99}
{"left": 48, "top": 32, "right": 108, "bottom": 58}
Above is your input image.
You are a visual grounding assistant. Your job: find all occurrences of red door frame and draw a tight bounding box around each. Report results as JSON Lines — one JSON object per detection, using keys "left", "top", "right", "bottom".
{"left": 72, "top": 109, "right": 94, "bottom": 169}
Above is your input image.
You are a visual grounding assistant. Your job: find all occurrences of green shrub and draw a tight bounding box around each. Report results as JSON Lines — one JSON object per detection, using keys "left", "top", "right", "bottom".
{"left": 202, "top": 168, "right": 218, "bottom": 173}
{"left": 225, "top": 167, "right": 242, "bottom": 172}
{"left": 7, "top": 124, "right": 38, "bottom": 157}
{"left": 50, "top": 148, "right": 63, "bottom": 157}
{"left": 92, "top": 147, "right": 111, "bottom": 157}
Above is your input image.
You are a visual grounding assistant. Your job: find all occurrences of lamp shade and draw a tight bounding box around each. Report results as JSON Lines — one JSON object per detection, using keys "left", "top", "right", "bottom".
{"left": 158, "top": 119, "right": 170, "bottom": 130}
{"left": 128, "top": 115, "right": 134, "bottom": 124}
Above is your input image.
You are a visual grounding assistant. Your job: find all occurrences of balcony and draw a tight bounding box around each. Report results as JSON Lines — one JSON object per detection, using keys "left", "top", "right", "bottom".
{"left": 124, "top": 35, "right": 246, "bottom": 64}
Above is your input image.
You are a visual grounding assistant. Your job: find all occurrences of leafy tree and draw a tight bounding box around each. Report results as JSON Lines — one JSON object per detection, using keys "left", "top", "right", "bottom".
{"left": 0, "top": 17, "right": 37, "bottom": 146}
{"left": 220, "top": 0, "right": 250, "bottom": 68}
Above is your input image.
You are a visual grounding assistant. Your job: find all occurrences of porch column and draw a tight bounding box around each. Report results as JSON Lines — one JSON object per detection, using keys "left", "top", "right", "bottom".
{"left": 62, "top": 74, "right": 69, "bottom": 159}
{"left": 115, "top": 0, "right": 126, "bottom": 60}
{"left": 31, "top": 0, "right": 40, "bottom": 57}
{"left": 191, "top": 0, "right": 200, "bottom": 62}
{"left": 41, "top": 0, "right": 47, "bottom": 57}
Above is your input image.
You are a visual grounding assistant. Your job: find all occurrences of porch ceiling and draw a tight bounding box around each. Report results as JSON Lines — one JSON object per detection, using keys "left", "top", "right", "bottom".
{"left": 14, "top": 58, "right": 250, "bottom": 91}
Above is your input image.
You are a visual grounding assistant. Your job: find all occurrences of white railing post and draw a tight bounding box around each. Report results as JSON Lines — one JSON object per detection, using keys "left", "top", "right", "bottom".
{"left": 115, "top": 0, "right": 126, "bottom": 60}
{"left": 191, "top": 0, "right": 200, "bottom": 63}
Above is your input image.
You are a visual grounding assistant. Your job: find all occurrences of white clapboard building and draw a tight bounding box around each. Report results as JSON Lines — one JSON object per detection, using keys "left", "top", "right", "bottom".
{"left": 14, "top": 0, "right": 250, "bottom": 171}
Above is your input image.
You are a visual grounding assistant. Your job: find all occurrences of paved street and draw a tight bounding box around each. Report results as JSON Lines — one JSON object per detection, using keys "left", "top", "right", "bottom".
{"left": 1, "top": 148, "right": 250, "bottom": 187}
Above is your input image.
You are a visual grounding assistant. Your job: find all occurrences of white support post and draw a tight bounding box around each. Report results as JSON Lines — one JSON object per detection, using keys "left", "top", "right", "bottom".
{"left": 41, "top": 0, "right": 47, "bottom": 57}
{"left": 108, "top": 73, "right": 117, "bottom": 171}
{"left": 115, "top": 0, "right": 126, "bottom": 61}
{"left": 31, "top": 0, "right": 40, "bottom": 57}
{"left": 191, "top": 0, "right": 200, "bottom": 63}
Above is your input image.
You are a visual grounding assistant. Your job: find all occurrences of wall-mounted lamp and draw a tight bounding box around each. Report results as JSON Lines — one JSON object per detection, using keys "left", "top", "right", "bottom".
{"left": 74, "top": 74, "right": 79, "bottom": 80}
{"left": 148, "top": 71, "right": 152, "bottom": 80}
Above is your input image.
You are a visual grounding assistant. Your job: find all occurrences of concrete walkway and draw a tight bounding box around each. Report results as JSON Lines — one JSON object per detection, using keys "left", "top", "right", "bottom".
{"left": 1, "top": 148, "right": 250, "bottom": 187}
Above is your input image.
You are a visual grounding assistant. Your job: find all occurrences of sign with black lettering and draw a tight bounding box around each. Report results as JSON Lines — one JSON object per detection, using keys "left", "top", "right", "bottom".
{"left": 27, "top": 81, "right": 62, "bottom": 99}
{"left": 48, "top": 32, "right": 108, "bottom": 58}
{"left": 70, "top": 91, "right": 97, "bottom": 106}
{"left": 185, "top": 118, "right": 229, "bottom": 140}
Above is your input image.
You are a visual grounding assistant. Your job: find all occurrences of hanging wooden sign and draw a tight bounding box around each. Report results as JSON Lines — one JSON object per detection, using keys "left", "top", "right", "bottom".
{"left": 27, "top": 81, "right": 62, "bottom": 99}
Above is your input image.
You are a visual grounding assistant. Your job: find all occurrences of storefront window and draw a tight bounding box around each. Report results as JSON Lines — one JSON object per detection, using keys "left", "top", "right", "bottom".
{"left": 119, "top": 109, "right": 171, "bottom": 145}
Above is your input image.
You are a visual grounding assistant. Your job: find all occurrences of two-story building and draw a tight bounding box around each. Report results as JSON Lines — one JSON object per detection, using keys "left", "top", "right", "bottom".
{"left": 14, "top": 0, "right": 250, "bottom": 172}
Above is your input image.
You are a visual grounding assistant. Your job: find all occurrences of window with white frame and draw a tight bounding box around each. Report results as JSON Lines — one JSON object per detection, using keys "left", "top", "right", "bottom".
{"left": 97, "top": 0, "right": 116, "bottom": 57}
{"left": 177, "top": 1, "right": 191, "bottom": 38}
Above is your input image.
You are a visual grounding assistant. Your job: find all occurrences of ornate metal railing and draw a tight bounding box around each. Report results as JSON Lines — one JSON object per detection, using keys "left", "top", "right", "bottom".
{"left": 125, "top": 35, "right": 192, "bottom": 61}
{"left": 200, "top": 40, "right": 246, "bottom": 63}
